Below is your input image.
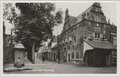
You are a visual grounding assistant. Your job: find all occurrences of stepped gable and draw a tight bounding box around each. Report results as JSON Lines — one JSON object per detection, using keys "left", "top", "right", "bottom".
{"left": 77, "top": 2, "right": 106, "bottom": 24}
{"left": 62, "top": 2, "right": 107, "bottom": 33}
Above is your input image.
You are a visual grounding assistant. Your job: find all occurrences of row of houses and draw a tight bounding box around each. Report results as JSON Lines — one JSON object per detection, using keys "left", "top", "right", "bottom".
{"left": 48, "top": 3, "right": 117, "bottom": 67}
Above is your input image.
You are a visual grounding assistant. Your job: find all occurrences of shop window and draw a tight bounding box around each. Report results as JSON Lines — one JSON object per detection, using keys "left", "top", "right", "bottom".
{"left": 76, "top": 52, "right": 79, "bottom": 59}
{"left": 71, "top": 52, "right": 74, "bottom": 58}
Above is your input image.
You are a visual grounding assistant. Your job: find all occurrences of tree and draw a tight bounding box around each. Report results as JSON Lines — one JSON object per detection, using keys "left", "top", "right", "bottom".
{"left": 14, "top": 3, "right": 63, "bottom": 63}
{"left": 3, "top": 3, "right": 18, "bottom": 61}
{"left": 3, "top": 3, "right": 17, "bottom": 23}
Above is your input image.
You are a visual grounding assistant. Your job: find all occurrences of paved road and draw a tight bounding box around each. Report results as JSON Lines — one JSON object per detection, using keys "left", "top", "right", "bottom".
{"left": 3, "top": 58, "right": 117, "bottom": 74}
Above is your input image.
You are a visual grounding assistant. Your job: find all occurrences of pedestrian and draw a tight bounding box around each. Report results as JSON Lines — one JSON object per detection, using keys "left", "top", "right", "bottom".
{"left": 42, "top": 56, "right": 44, "bottom": 62}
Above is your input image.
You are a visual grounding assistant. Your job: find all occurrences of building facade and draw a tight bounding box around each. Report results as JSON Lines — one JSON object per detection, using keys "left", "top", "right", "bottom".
{"left": 57, "top": 3, "right": 117, "bottom": 66}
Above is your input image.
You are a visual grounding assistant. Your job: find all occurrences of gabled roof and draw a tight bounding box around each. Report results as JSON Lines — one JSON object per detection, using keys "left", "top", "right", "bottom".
{"left": 76, "top": 6, "right": 92, "bottom": 23}
{"left": 85, "top": 40, "right": 116, "bottom": 50}
{"left": 14, "top": 43, "right": 25, "bottom": 49}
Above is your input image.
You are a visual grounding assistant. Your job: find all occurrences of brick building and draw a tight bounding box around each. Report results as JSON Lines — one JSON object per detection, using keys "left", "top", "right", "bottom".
{"left": 57, "top": 3, "right": 117, "bottom": 66}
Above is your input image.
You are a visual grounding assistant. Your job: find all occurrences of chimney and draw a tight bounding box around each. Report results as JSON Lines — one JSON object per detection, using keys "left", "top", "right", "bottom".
{"left": 108, "top": 19, "right": 110, "bottom": 24}
{"left": 92, "top": 2, "right": 101, "bottom": 8}
{"left": 65, "top": 8, "right": 69, "bottom": 19}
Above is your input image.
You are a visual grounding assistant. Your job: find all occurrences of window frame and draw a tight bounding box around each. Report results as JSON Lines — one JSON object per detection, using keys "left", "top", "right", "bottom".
{"left": 76, "top": 52, "right": 79, "bottom": 59}
{"left": 71, "top": 52, "right": 74, "bottom": 59}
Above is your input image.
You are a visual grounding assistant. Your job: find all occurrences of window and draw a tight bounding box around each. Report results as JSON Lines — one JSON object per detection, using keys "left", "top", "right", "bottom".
{"left": 73, "top": 36, "right": 76, "bottom": 42}
{"left": 71, "top": 52, "right": 74, "bottom": 58}
{"left": 95, "top": 33, "right": 97, "bottom": 38}
{"left": 95, "top": 33, "right": 100, "bottom": 38}
{"left": 76, "top": 52, "right": 79, "bottom": 59}
{"left": 98, "top": 33, "right": 100, "bottom": 38}
{"left": 67, "top": 46, "right": 70, "bottom": 50}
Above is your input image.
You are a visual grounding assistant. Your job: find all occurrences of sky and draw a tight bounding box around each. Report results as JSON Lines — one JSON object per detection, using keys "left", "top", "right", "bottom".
{"left": 4, "top": 2, "right": 118, "bottom": 36}
{"left": 53, "top": 2, "right": 117, "bottom": 36}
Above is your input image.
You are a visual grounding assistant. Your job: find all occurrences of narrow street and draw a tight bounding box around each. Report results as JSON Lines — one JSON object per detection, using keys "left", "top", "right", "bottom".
{"left": 3, "top": 58, "right": 117, "bottom": 74}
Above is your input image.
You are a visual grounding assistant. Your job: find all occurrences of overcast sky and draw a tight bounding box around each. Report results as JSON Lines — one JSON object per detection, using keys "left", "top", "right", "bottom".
{"left": 4, "top": 2, "right": 118, "bottom": 36}
{"left": 53, "top": 2, "right": 117, "bottom": 36}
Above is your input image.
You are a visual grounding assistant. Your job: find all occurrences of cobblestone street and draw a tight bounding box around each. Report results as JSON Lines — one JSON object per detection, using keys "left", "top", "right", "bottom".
{"left": 3, "top": 58, "right": 117, "bottom": 74}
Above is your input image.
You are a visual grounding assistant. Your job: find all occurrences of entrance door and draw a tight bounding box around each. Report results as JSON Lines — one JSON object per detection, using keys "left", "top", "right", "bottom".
{"left": 68, "top": 54, "right": 70, "bottom": 62}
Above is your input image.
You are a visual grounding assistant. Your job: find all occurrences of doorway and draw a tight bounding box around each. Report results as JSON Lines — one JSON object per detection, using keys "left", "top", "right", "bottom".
{"left": 68, "top": 54, "right": 70, "bottom": 62}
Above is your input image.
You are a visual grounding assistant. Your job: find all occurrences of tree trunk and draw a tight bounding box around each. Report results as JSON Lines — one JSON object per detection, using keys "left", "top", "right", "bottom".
{"left": 32, "top": 41, "right": 35, "bottom": 64}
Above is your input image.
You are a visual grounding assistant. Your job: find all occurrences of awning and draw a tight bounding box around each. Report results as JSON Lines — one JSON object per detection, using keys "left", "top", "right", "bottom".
{"left": 85, "top": 40, "right": 116, "bottom": 50}
{"left": 83, "top": 40, "right": 116, "bottom": 56}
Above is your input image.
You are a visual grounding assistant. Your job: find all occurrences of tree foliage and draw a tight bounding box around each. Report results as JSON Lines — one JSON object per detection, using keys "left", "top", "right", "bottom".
{"left": 3, "top": 3, "right": 17, "bottom": 23}
{"left": 14, "top": 3, "right": 63, "bottom": 59}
